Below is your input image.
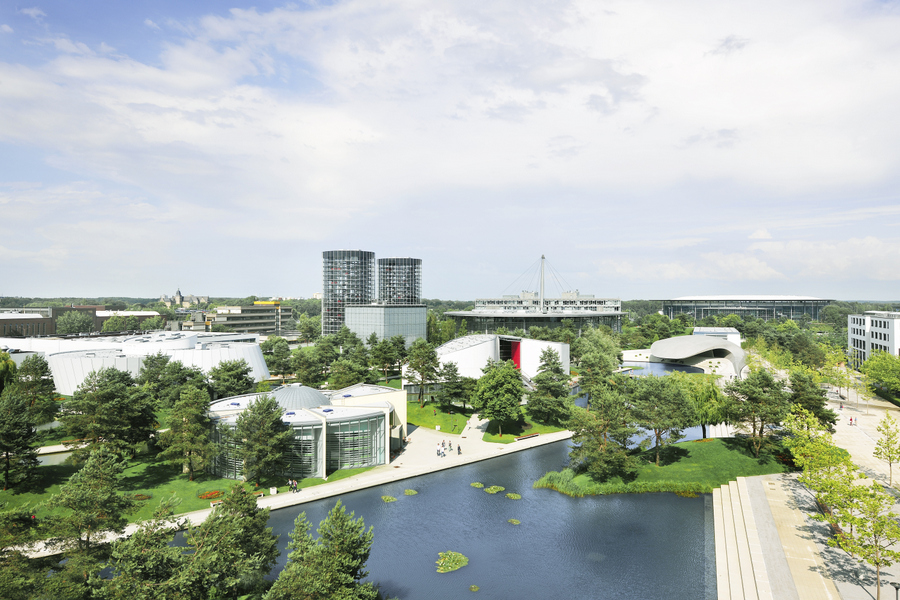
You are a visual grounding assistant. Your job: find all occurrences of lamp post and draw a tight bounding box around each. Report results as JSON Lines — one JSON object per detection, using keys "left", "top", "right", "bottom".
{"left": 891, "top": 581, "right": 900, "bottom": 600}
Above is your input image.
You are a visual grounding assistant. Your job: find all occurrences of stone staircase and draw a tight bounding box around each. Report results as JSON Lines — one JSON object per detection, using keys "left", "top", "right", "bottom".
{"left": 713, "top": 477, "right": 774, "bottom": 600}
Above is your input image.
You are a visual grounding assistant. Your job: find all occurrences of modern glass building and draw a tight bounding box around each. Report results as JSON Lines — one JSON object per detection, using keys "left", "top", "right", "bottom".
{"left": 322, "top": 250, "right": 376, "bottom": 336}
{"left": 208, "top": 384, "right": 396, "bottom": 480}
{"left": 660, "top": 296, "right": 833, "bottom": 322}
{"left": 378, "top": 257, "right": 422, "bottom": 304}
{"left": 345, "top": 304, "right": 426, "bottom": 347}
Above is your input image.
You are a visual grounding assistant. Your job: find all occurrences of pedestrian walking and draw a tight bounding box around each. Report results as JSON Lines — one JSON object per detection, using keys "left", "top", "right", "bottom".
{"left": 457, "top": 445, "right": 461, "bottom": 455}
{"left": 436, "top": 443, "right": 441, "bottom": 456}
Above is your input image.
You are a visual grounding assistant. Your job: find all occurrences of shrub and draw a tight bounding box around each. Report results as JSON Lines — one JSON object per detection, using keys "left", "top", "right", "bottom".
{"left": 133, "top": 493, "right": 153, "bottom": 501}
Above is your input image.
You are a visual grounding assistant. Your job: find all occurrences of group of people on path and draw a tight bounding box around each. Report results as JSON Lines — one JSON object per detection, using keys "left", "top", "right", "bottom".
{"left": 436, "top": 439, "right": 461, "bottom": 458}
{"left": 287, "top": 479, "right": 301, "bottom": 493}
{"left": 839, "top": 403, "right": 858, "bottom": 426}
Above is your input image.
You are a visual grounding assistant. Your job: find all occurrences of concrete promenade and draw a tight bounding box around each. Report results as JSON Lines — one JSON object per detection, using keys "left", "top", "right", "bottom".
{"left": 717, "top": 386, "right": 900, "bottom": 600}
{"left": 28, "top": 416, "right": 572, "bottom": 557}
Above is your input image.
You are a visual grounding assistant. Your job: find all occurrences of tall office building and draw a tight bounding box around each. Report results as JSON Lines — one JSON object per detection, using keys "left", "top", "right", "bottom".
{"left": 322, "top": 250, "right": 376, "bottom": 336}
{"left": 378, "top": 257, "right": 422, "bottom": 304}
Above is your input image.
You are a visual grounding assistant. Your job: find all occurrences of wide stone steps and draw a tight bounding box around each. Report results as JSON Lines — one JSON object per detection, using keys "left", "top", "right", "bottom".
{"left": 713, "top": 477, "right": 774, "bottom": 600}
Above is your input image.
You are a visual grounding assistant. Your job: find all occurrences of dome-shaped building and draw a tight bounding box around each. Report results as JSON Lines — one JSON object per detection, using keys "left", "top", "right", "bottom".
{"left": 208, "top": 383, "right": 402, "bottom": 480}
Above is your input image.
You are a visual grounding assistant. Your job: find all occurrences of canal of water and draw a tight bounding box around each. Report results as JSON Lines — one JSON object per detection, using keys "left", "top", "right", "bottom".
{"left": 262, "top": 441, "right": 715, "bottom": 600}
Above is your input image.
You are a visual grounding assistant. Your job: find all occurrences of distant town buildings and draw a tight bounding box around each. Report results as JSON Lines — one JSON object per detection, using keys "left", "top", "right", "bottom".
{"left": 660, "top": 296, "right": 833, "bottom": 322}
{"left": 0, "top": 306, "right": 160, "bottom": 336}
{"left": 848, "top": 311, "right": 900, "bottom": 366}
{"left": 159, "top": 289, "right": 209, "bottom": 308}
{"left": 210, "top": 301, "right": 286, "bottom": 335}
{"left": 322, "top": 250, "right": 426, "bottom": 345}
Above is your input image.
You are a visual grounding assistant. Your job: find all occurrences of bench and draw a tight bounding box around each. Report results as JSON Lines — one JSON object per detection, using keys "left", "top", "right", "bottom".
{"left": 515, "top": 433, "right": 540, "bottom": 441}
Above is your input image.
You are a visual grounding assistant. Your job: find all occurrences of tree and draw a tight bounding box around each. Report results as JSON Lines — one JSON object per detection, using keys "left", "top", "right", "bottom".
{"left": 102, "top": 315, "right": 128, "bottom": 332}
{"left": 183, "top": 484, "right": 280, "bottom": 599}
{"left": 14, "top": 354, "right": 57, "bottom": 424}
{"left": 566, "top": 388, "right": 638, "bottom": 482}
{"left": 437, "top": 361, "right": 467, "bottom": 410}
{"left": 576, "top": 327, "right": 622, "bottom": 397}
{"left": 208, "top": 358, "right": 255, "bottom": 400}
{"left": 406, "top": 339, "right": 439, "bottom": 407}
{"left": 371, "top": 339, "right": 399, "bottom": 381}
{"left": 329, "top": 358, "right": 372, "bottom": 389}
{"left": 296, "top": 313, "right": 320, "bottom": 344}
{"left": 630, "top": 375, "right": 694, "bottom": 466}
{"left": 45, "top": 446, "right": 137, "bottom": 552}
{"left": 472, "top": 360, "right": 524, "bottom": 437}
{"left": 55, "top": 310, "right": 94, "bottom": 334}
{"left": 233, "top": 395, "right": 293, "bottom": 486}
{"left": 863, "top": 351, "right": 900, "bottom": 398}
{"left": 531, "top": 348, "right": 569, "bottom": 399}
{"left": 389, "top": 334, "right": 408, "bottom": 372}
{"left": 874, "top": 412, "right": 900, "bottom": 487}
{"left": 158, "top": 387, "right": 217, "bottom": 481}
{"left": 267, "top": 500, "right": 378, "bottom": 600}
{"left": 668, "top": 371, "right": 728, "bottom": 439}
{"left": 366, "top": 332, "right": 379, "bottom": 349}
{"left": 725, "top": 368, "right": 789, "bottom": 458}
{"left": 832, "top": 483, "right": 900, "bottom": 600}
{"left": 787, "top": 369, "right": 837, "bottom": 430}
{"left": 157, "top": 361, "right": 209, "bottom": 410}
{"left": 141, "top": 315, "right": 165, "bottom": 331}
{"left": 528, "top": 348, "right": 572, "bottom": 425}
{"left": 0, "top": 352, "right": 16, "bottom": 397}
{"left": 293, "top": 349, "right": 327, "bottom": 388}
{"left": 0, "top": 387, "right": 39, "bottom": 490}
{"left": 61, "top": 368, "right": 156, "bottom": 459}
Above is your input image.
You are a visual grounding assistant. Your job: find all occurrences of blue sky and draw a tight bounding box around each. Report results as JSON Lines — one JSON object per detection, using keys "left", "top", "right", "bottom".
{"left": 2, "top": 1, "right": 900, "bottom": 301}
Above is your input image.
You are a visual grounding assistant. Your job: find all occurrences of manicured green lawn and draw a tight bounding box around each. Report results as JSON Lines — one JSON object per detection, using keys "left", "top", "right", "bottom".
{"left": 407, "top": 400, "right": 473, "bottom": 434}
{"left": 0, "top": 451, "right": 374, "bottom": 526}
{"left": 376, "top": 376, "right": 402, "bottom": 389}
{"left": 481, "top": 411, "right": 566, "bottom": 444}
{"left": 566, "top": 438, "right": 791, "bottom": 492}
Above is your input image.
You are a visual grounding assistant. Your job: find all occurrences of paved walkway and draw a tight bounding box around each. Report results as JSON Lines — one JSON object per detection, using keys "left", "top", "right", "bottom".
{"left": 719, "top": 379, "right": 900, "bottom": 600}
{"left": 27, "top": 415, "right": 572, "bottom": 557}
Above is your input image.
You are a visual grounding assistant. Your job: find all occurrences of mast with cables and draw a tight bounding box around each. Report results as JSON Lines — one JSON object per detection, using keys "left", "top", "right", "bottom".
{"left": 540, "top": 254, "right": 546, "bottom": 313}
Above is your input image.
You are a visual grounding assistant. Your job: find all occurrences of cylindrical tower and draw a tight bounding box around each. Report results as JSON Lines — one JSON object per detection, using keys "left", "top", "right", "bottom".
{"left": 378, "top": 257, "right": 422, "bottom": 305}
{"left": 322, "top": 250, "right": 376, "bottom": 336}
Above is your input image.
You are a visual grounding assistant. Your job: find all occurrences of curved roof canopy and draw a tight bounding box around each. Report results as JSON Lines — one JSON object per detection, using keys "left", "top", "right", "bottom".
{"left": 649, "top": 336, "right": 746, "bottom": 377}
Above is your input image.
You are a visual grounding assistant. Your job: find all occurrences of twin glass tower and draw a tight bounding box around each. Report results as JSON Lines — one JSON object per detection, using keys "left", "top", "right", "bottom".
{"left": 322, "top": 250, "right": 422, "bottom": 336}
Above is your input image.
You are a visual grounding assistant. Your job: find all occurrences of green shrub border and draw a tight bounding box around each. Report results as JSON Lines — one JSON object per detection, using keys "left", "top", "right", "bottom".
{"left": 533, "top": 469, "right": 712, "bottom": 497}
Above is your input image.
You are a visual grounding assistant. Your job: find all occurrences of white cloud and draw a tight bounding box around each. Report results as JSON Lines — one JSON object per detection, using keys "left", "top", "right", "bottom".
{"left": 749, "top": 229, "right": 772, "bottom": 239}
{"left": 144, "top": 19, "right": 160, "bottom": 31}
{"left": 1, "top": 24, "right": 13, "bottom": 34}
{"left": 750, "top": 237, "right": 900, "bottom": 281}
{"left": 18, "top": 7, "right": 45, "bottom": 22}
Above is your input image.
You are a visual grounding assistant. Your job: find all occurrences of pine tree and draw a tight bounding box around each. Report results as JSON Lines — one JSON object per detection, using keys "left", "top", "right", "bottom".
{"left": 234, "top": 395, "right": 293, "bottom": 486}
{"left": 158, "top": 387, "right": 217, "bottom": 481}
{"left": 0, "top": 388, "right": 39, "bottom": 490}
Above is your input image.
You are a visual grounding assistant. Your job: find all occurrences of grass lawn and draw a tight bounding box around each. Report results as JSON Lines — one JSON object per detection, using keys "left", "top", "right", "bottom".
{"left": 376, "top": 376, "right": 402, "bottom": 389}
{"left": 482, "top": 411, "right": 566, "bottom": 444}
{"left": 407, "top": 400, "right": 473, "bottom": 434}
{"left": 557, "top": 438, "right": 791, "bottom": 495}
{"left": 0, "top": 450, "right": 374, "bottom": 527}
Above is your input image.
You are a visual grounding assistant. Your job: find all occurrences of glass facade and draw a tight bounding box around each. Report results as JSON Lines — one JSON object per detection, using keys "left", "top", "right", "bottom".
{"left": 345, "top": 305, "right": 427, "bottom": 347}
{"left": 378, "top": 257, "right": 422, "bottom": 304}
{"left": 322, "top": 250, "right": 376, "bottom": 336}
{"left": 661, "top": 298, "right": 832, "bottom": 322}
{"left": 325, "top": 416, "right": 385, "bottom": 472}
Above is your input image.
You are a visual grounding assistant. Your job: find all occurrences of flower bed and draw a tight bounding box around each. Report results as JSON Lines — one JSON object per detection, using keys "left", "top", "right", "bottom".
{"left": 198, "top": 490, "right": 223, "bottom": 500}
{"left": 133, "top": 493, "right": 153, "bottom": 501}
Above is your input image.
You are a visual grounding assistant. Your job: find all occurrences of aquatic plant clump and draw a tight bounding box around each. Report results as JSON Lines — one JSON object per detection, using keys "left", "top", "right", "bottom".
{"left": 506, "top": 493, "right": 521, "bottom": 500}
{"left": 404, "top": 489, "right": 418, "bottom": 496}
{"left": 484, "top": 485, "right": 505, "bottom": 494}
{"left": 382, "top": 495, "right": 397, "bottom": 503}
{"left": 470, "top": 482, "right": 484, "bottom": 488}
{"left": 436, "top": 551, "right": 469, "bottom": 573}
{"left": 508, "top": 518, "right": 521, "bottom": 525}
{"left": 470, "top": 585, "right": 480, "bottom": 592}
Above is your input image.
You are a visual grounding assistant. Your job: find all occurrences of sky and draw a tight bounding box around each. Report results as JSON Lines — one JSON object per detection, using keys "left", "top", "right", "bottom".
{"left": 1, "top": 1, "right": 899, "bottom": 302}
